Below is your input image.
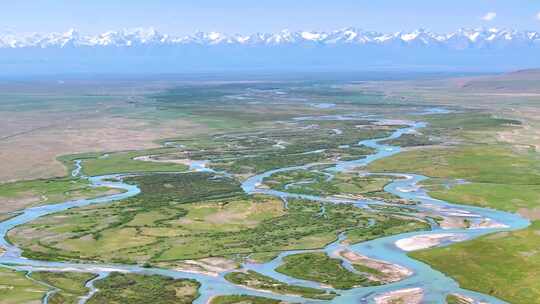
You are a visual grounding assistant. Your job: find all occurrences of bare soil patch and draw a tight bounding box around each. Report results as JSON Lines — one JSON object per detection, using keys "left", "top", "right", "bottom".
{"left": 0, "top": 115, "right": 206, "bottom": 182}
{"left": 518, "top": 207, "right": 540, "bottom": 220}
{"left": 374, "top": 287, "right": 423, "bottom": 304}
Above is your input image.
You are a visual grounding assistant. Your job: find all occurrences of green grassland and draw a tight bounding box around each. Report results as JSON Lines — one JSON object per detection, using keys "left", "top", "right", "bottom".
{"left": 368, "top": 111, "right": 539, "bottom": 213}
{"left": 380, "top": 133, "right": 438, "bottom": 147}
{"left": 0, "top": 268, "right": 94, "bottom": 304}
{"left": 224, "top": 270, "right": 336, "bottom": 300}
{"left": 367, "top": 109, "right": 540, "bottom": 303}
{"left": 29, "top": 271, "right": 96, "bottom": 304}
{"left": 87, "top": 273, "right": 200, "bottom": 304}
{"left": 247, "top": 251, "right": 281, "bottom": 263}
{"left": 184, "top": 120, "right": 391, "bottom": 176}
{"left": 427, "top": 182, "right": 540, "bottom": 213}
{"left": 422, "top": 112, "right": 520, "bottom": 135}
{"left": 9, "top": 171, "right": 427, "bottom": 264}
{"left": 209, "top": 295, "right": 284, "bottom": 304}
{"left": 6, "top": 79, "right": 534, "bottom": 303}
{"left": 0, "top": 177, "right": 124, "bottom": 214}
{"left": 369, "top": 143, "right": 540, "bottom": 213}
{"left": 145, "top": 84, "right": 313, "bottom": 130}
{"left": 8, "top": 107, "right": 431, "bottom": 266}
{"left": 124, "top": 172, "right": 244, "bottom": 204}
{"left": 275, "top": 252, "right": 379, "bottom": 289}
{"left": 0, "top": 267, "right": 48, "bottom": 304}
{"left": 56, "top": 114, "right": 398, "bottom": 180}
{"left": 145, "top": 83, "right": 385, "bottom": 129}
{"left": 412, "top": 221, "right": 540, "bottom": 304}
{"left": 59, "top": 148, "right": 189, "bottom": 176}
{"left": 345, "top": 217, "right": 429, "bottom": 244}
{"left": 263, "top": 170, "right": 401, "bottom": 201}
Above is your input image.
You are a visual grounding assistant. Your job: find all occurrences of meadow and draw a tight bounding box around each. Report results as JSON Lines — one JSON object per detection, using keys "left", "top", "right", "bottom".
{"left": 262, "top": 170, "right": 402, "bottom": 201}
{"left": 87, "top": 273, "right": 200, "bottom": 304}
{"left": 363, "top": 79, "right": 540, "bottom": 304}
{"left": 276, "top": 252, "right": 379, "bottom": 289}
{"left": 30, "top": 271, "right": 96, "bottom": 304}
{"left": 0, "top": 176, "right": 124, "bottom": 215}
{"left": 0, "top": 268, "right": 95, "bottom": 304}
{"left": 0, "top": 267, "right": 48, "bottom": 303}
{"left": 9, "top": 185, "right": 426, "bottom": 264}
{"left": 3, "top": 74, "right": 540, "bottom": 303}
{"left": 60, "top": 148, "right": 189, "bottom": 176}
{"left": 412, "top": 221, "right": 540, "bottom": 303}
{"left": 224, "top": 270, "right": 336, "bottom": 300}
{"left": 7, "top": 100, "right": 430, "bottom": 265}
{"left": 209, "top": 295, "right": 283, "bottom": 304}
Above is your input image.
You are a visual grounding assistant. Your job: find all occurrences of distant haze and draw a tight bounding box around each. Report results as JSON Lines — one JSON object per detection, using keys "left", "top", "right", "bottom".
{"left": 1, "top": 28, "right": 540, "bottom": 76}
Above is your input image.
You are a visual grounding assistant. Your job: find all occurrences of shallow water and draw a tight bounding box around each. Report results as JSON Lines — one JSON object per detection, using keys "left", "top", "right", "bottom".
{"left": 0, "top": 111, "right": 528, "bottom": 304}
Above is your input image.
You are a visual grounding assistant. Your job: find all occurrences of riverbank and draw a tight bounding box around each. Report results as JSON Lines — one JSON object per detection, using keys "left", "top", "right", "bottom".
{"left": 374, "top": 287, "right": 423, "bottom": 304}
{"left": 337, "top": 249, "right": 412, "bottom": 283}
{"left": 395, "top": 233, "right": 468, "bottom": 251}
{"left": 0, "top": 108, "right": 526, "bottom": 304}
{"left": 412, "top": 221, "right": 540, "bottom": 304}
{"left": 367, "top": 110, "right": 540, "bottom": 303}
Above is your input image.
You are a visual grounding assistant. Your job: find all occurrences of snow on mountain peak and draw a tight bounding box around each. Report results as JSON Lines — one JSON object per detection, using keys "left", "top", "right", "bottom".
{"left": 1, "top": 27, "right": 539, "bottom": 49}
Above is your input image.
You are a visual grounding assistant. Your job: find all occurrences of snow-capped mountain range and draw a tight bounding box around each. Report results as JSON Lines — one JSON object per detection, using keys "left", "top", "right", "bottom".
{"left": 1, "top": 28, "right": 539, "bottom": 75}
{"left": 2, "top": 27, "right": 540, "bottom": 49}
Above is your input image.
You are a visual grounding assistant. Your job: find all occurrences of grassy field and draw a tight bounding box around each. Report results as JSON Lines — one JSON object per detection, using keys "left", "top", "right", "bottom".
{"left": 428, "top": 182, "right": 540, "bottom": 214}
{"left": 87, "top": 272, "right": 200, "bottom": 304}
{"left": 9, "top": 183, "right": 427, "bottom": 264}
{"left": 380, "top": 133, "right": 438, "bottom": 147}
{"left": 209, "top": 295, "right": 283, "bottom": 304}
{"left": 369, "top": 143, "right": 540, "bottom": 215}
{"left": 123, "top": 172, "right": 244, "bottom": 205}
{"left": 61, "top": 148, "right": 189, "bottom": 176}
{"left": 0, "top": 177, "right": 123, "bottom": 214}
{"left": 0, "top": 267, "right": 48, "bottom": 304}
{"left": 369, "top": 145, "right": 540, "bottom": 186}
{"left": 186, "top": 119, "right": 391, "bottom": 176}
{"left": 364, "top": 101, "right": 540, "bottom": 303}
{"left": 0, "top": 268, "right": 94, "bottom": 304}
{"left": 263, "top": 170, "right": 400, "bottom": 201}
{"left": 412, "top": 221, "right": 540, "bottom": 304}
{"left": 224, "top": 270, "right": 336, "bottom": 300}
{"left": 5, "top": 106, "right": 431, "bottom": 265}
{"left": 247, "top": 251, "right": 281, "bottom": 263}
{"left": 345, "top": 217, "right": 429, "bottom": 244}
{"left": 29, "top": 271, "right": 96, "bottom": 304}
{"left": 6, "top": 75, "right": 540, "bottom": 302}
{"left": 8, "top": 166, "right": 428, "bottom": 264}
{"left": 275, "top": 252, "right": 378, "bottom": 289}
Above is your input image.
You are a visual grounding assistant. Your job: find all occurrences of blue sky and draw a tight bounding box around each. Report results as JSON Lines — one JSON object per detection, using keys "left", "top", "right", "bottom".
{"left": 2, "top": 0, "right": 540, "bottom": 34}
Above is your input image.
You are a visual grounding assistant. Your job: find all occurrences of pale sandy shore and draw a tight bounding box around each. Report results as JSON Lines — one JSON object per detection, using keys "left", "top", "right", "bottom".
{"left": 448, "top": 293, "right": 475, "bottom": 304}
{"left": 157, "top": 257, "right": 239, "bottom": 277}
{"left": 439, "top": 216, "right": 470, "bottom": 229}
{"left": 337, "top": 249, "right": 412, "bottom": 283}
{"left": 374, "top": 287, "right": 423, "bottom": 304}
{"left": 395, "top": 233, "right": 467, "bottom": 251}
{"left": 373, "top": 119, "right": 414, "bottom": 126}
{"left": 470, "top": 218, "right": 509, "bottom": 229}
{"left": 206, "top": 295, "right": 290, "bottom": 304}
{"left": 133, "top": 155, "right": 192, "bottom": 165}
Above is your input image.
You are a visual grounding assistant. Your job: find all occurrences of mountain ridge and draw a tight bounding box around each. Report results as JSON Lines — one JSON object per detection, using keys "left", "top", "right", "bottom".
{"left": 1, "top": 27, "right": 539, "bottom": 75}
{"left": 2, "top": 27, "right": 540, "bottom": 49}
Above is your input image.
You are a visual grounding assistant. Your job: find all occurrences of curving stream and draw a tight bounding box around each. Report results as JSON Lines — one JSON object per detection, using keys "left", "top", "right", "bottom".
{"left": 0, "top": 111, "right": 529, "bottom": 304}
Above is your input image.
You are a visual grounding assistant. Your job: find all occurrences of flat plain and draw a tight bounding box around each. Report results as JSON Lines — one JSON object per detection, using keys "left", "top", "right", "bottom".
{"left": 2, "top": 71, "right": 540, "bottom": 303}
